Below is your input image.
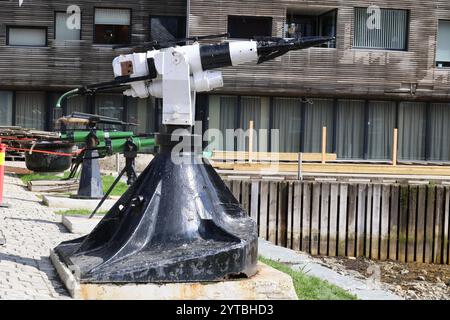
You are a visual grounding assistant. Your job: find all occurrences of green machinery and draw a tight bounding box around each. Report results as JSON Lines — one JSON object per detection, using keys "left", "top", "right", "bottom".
{"left": 58, "top": 112, "right": 155, "bottom": 199}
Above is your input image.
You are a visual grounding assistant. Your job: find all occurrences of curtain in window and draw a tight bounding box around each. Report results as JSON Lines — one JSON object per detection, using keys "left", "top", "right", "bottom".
{"left": 354, "top": 8, "right": 408, "bottom": 50}
{"left": 127, "top": 97, "right": 154, "bottom": 134}
{"left": 15, "top": 92, "right": 46, "bottom": 130}
{"left": 0, "top": 91, "right": 13, "bottom": 126}
{"left": 367, "top": 101, "right": 395, "bottom": 160}
{"left": 429, "top": 103, "right": 450, "bottom": 161}
{"left": 437, "top": 21, "right": 450, "bottom": 64}
{"left": 55, "top": 12, "right": 80, "bottom": 41}
{"left": 303, "top": 98, "right": 334, "bottom": 153}
{"left": 272, "top": 97, "right": 302, "bottom": 152}
{"left": 8, "top": 27, "right": 46, "bottom": 46}
{"left": 95, "top": 9, "right": 130, "bottom": 25}
{"left": 336, "top": 99, "right": 365, "bottom": 159}
{"left": 398, "top": 102, "right": 426, "bottom": 161}
{"left": 95, "top": 94, "right": 124, "bottom": 130}
{"left": 219, "top": 96, "right": 237, "bottom": 151}
{"left": 237, "top": 97, "right": 262, "bottom": 151}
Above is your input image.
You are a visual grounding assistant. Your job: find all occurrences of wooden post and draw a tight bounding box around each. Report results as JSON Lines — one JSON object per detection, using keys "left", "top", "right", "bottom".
{"left": 322, "top": 126, "right": 327, "bottom": 164}
{"left": 249, "top": 120, "right": 254, "bottom": 163}
{"left": 393, "top": 128, "right": 398, "bottom": 167}
{"left": 298, "top": 152, "right": 303, "bottom": 181}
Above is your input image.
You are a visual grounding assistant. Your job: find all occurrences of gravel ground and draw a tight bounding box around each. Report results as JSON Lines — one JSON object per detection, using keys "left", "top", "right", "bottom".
{"left": 317, "top": 256, "right": 450, "bottom": 300}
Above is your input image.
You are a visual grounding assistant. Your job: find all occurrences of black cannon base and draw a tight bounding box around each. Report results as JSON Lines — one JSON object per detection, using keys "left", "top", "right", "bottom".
{"left": 54, "top": 151, "right": 258, "bottom": 283}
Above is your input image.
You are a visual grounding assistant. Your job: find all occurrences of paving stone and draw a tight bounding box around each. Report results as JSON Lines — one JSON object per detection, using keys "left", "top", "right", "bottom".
{"left": 0, "top": 174, "right": 77, "bottom": 299}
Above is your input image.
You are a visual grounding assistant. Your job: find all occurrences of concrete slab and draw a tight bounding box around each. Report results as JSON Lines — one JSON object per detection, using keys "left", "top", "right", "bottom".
{"left": 50, "top": 250, "right": 298, "bottom": 300}
{"left": 258, "top": 239, "right": 402, "bottom": 300}
{"left": 61, "top": 215, "right": 102, "bottom": 234}
{"left": 42, "top": 195, "right": 117, "bottom": 211}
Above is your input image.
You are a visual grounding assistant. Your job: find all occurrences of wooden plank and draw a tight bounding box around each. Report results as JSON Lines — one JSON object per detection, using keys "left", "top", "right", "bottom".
{"left": 231, "top": 180, "right": 241, "bottom": 202}
{"left": 415, "top": 186, "right": 427, "bottom": 263}
{"left": 389, "top": 185, "right": 400, "bottom": 261}
{"left": 310, "top": 182, "right": 321, "bottom": 256}
{"left": 380, "top": 184, "right": 391, "bottom": 261}
{"left": 241, "top": 181, "right": 251, "bottom": 215}
{"left": 259, "top": 181, "right": 269, "bottom": 240}
{"left": 250, "top": 181, "right": 259, "bottom": 224}
{"left": 356, "top": 184, "right": 367, "bottom": 257}
{"left": 371, "top": 184, "right": 381, "bottom": 260}
{"left": 277, "top": 182, "right": 288, "bottom": 247}
{"left": 321, "top": 126, "right": 327, "bottom": 164}
{"left": 346, "top": 184, "right": 357, "bottom": 257}
{"left": 407, "top": 186, "right": 418, "bottom": 262}
{"left": 301, "top": 183, "right": 311, "bottom": 253}
{"left": 212, "top": 151, "right": 337, "bottom": 162}
{"left": 224, "top": 179, "right": 232, "bottom": 191}
{"left": 228, "top": 163, "right": 450, "bottom": 177}
{"left": 338, "top": 184, "right": 348, "bottom": 257}
{"left": 444, "top": 187, "right": 450, "bottom": 265}
{"left": 329, "top": 183, "right": 339, "bottom": 257}
{"left": 287, "top": 182, "right": 294, "bottom": 249}
{"left": 365, "top": 184, "right": 373, "bottom": 258}
{"left": 268, "top": 182, "right": 278, "bottom": 244}
{"left": 319, "top": 183, "right": 330, "bottom": 255}
{"left": 424, "top": 185, "right": 435, "bottom": 264}
{"left": 434, "top": 186, "right": 444, "bottom": 264}
{"left": 292, "top": 182, "right": 302, "bottom": 251}
{"left": 398, "top": 185, "right": 409, "bottom": 263}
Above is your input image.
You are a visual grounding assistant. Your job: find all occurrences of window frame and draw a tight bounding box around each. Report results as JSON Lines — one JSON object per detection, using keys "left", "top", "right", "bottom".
{"left": 54, "top": 11, "right": 82, "bottom": 41}
{"left": 436, "top": 19, "right": 450, "bottom": 68}
{"left": 6, "top": 25, "right": 48, "bottom": 47}
{"left": 227, "top": 15, "right": 273, "bottom": 39}
{"left": 352, "top": 7, "right": 410, "bottom": 52}
{"left": 93, "top": 7, "right": 132, "bottom": 45}
{"left": 149, "top": 15, "right": 187, "bottom": 43}
{"left": 285, "top": 8, "right": 338, "bottom": 48}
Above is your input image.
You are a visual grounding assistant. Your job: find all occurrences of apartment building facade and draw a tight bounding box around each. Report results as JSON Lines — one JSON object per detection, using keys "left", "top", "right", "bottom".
{"left": 0, "top": 0, "right": 450, "bottom": 162}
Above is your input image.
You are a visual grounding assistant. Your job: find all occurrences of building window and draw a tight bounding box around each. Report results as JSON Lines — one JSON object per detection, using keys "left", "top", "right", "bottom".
{"left": 127, "top": 97, "right": 156, "bottom": 134}
{"left": 94, "top": 8, "right": 131, "bottom": 45}
{"left": 94, "top": 94, "right": 124, "bottom": 130}
{"left": 15, "top": 92, "right": 46, "bottom": 130}
{"left": 150, "top": 16, "right": 186, "bottom": 44}
{"left": 336, "top": 100, "right": 365, "bottom": 159}
{"left": 207, "top": 96, "right": 237, "bottom": 151}
{"left": 7, "top": 26, "right": 47, "bottom": 47}
{"left": 436, "top": 20, "right": 450, "bottom": 68}
{"left": 429, "top": 103, "right": 450, "bottom": 161}
{"left": 55, "top": 11, "right": 81, "bottom": 41}
{"left": 303, "top": 99, "right": 334, "bottom": 153}
{"left": 285, "top": 8, "right": 337, "bottom": 48}
{"left": 367, "top": 101, "right": 395, "bottom": 160}
{"left": 0, "top": 91, "right": 13, "bottom": 126}
{"left": 272, "top": 98, "right": 302, "bottom": 152}
{"left": 398, "top": 102, "right": 427, "bottom": 161}
{"left": 228, "top": 16, "right": 272, "bottom": 39}
{"left": 353, "top": 8, "right": 408, "bottom": 50}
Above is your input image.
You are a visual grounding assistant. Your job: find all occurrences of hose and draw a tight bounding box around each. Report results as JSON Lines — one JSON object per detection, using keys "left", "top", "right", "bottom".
{"left": 55, "top": 88, "right": 80, "bottom": 108}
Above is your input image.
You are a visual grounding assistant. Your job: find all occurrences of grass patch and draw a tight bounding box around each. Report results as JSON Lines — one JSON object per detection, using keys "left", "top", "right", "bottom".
{"left": 55, "top": 209, "right": 108, "bottom": 216}
{"left": 102, "top": 175, "right": 128, "bottom": 197}
{"left": 19, "top": 172, "right": 70, "bottom": 184}
{"left": 259, "top": 257, "right": 357, "bottom": 300}
{"left": 19, "top": 173, "right": 128, "bottom": 197}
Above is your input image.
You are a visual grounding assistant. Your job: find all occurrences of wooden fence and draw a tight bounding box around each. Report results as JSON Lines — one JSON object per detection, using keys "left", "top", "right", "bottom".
{"left": 223, "top": 179, "right": 450, "bottom": 264}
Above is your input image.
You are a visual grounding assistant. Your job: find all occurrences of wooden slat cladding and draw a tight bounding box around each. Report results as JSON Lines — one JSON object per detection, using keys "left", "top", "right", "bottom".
{"left": 223, "top": 177, "right": 450, "bottom": 265}
{"left": 0, "top": 0, "right": 186, "bottom": 90}
{"left": 189, "top": 0, "right": 450, "bottom": 100}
